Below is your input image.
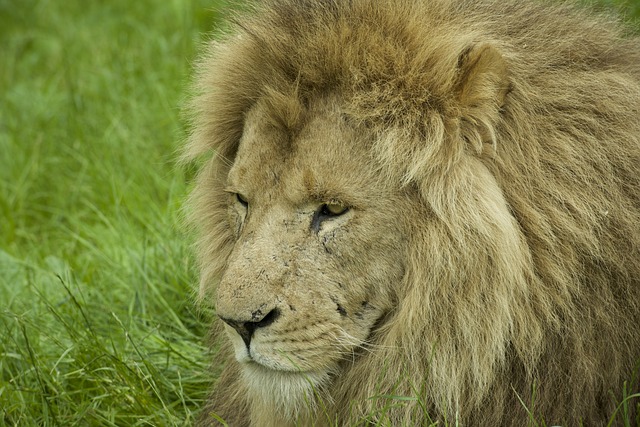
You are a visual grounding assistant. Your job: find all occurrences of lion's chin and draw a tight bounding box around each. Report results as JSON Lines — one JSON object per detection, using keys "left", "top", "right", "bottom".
{"left": 240, "top": 362, "right": 333, "bottom": 420}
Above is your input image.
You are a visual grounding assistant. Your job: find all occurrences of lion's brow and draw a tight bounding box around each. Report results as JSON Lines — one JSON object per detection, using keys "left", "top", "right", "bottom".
{"left": 305, "top": 187, "right": 353, "bottom": 206}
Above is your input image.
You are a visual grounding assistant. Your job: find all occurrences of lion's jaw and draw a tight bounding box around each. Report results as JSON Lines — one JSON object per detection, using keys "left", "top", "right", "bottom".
{"left": 214, "top": 98, "right": 407, "bottom": 419}
{"left": 240, "top": 362, "right": 334, "bottom": 423}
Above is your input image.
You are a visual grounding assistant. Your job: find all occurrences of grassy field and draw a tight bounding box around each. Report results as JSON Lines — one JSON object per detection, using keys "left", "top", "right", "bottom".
{"left": 0, "top": 0, "right": 221, "bottom": 424}
{"left": 1, "top": 0, "right": 639, "bottom": 426}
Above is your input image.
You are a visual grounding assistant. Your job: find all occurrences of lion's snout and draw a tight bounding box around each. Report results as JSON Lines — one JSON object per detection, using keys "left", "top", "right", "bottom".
{"left": 218, "top": 307, "right": 280, "bottom": 348}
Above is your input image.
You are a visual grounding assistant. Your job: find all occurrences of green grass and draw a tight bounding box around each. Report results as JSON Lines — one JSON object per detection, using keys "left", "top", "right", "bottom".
{"left": 1, "top": 0, "right": 639, "bottom": 425}
{"left": 0, "top": 0, "right": 221, "bottom": 424}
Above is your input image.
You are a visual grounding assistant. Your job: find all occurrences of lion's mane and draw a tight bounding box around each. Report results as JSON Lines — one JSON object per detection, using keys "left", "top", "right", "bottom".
{"left": 185, "top": 0, "right": 640, "bottom": 425}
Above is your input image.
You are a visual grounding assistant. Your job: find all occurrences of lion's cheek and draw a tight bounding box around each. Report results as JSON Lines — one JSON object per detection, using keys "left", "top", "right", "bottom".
{"left": 249, "top": 328, "right": 342, "bottom": 372}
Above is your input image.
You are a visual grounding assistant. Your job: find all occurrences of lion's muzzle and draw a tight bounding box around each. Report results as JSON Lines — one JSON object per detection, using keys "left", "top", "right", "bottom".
{"left": 219, "top": 307, "right": 280, "bottom": 348}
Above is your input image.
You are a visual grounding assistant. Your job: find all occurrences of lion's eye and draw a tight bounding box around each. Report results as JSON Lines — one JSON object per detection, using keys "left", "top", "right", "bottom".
{"left": 236, "top": 193, "right": 249, "bottom": 207}
{"left": 320, "top": 203, "right": 348, "bottom": 217}
{"left": 312, "top": 202, "right": 349, "bottom": 233}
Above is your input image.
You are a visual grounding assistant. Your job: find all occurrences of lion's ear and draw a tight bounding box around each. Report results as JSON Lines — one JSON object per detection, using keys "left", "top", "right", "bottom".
{"left": 455, "top": 44, "right": 509, "bottom": 153}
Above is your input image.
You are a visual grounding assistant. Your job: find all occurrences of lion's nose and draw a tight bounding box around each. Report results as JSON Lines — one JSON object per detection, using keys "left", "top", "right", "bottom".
{"left": 219, "top": 308, "right": 280, "bottom": 348}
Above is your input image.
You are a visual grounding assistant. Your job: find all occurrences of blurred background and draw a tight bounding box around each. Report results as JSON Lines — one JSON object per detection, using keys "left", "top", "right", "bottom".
{"left": 1, "top": 0, "right": 639, "bottom": 425}
{"left": 1, "top": 0, "right": 220, "bottom": 424}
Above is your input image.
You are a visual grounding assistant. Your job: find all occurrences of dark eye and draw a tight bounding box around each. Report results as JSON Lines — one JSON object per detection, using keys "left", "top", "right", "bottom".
{"left": 320, "top": 202, "right": 348, "bottom": 217}
{"left": 236, "top": 193, "right": 248, "bottom": 207}
{"left": 312, "top": 202, "right": 349, "bottom": 233}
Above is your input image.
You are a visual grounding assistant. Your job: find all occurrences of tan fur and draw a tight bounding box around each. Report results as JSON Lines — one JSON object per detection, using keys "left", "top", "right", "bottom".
{"left": 184, "top": 0, "right": 640, "bottom": 425}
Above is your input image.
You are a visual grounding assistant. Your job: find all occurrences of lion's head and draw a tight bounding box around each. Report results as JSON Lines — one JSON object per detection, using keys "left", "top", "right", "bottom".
{"left": 184, "top": 0, "right": 640, "bottom": 426}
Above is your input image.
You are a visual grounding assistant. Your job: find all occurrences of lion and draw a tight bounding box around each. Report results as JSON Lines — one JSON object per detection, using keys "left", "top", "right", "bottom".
{"left": 183, "top": 0, "right": 640, "bottom": 425}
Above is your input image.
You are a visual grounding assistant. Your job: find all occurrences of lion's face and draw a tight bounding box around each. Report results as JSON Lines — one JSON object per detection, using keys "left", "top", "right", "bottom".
{"left": 215, "top": 97, "right": 407, "bottom": 384}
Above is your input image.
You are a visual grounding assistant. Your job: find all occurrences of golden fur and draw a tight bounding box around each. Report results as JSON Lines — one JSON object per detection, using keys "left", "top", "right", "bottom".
{"left": 184, "top": 0, "right": 640, "bottom": 425}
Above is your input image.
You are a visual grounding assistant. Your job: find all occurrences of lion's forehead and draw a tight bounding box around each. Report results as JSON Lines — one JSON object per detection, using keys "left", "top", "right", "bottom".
{"left": 230, "top": 98, "right": 383, "bottom": 207}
